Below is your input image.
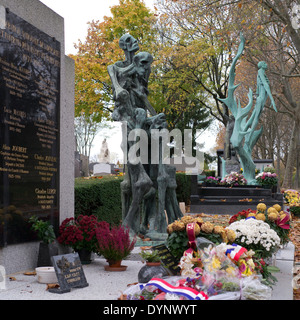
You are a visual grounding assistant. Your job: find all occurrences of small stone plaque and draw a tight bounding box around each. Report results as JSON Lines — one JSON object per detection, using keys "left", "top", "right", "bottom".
{"left": 49, "top": 253, "right": 88, "bottom": 294}
{"left": 152, "top": 244, "right": 180, "bottom": 275}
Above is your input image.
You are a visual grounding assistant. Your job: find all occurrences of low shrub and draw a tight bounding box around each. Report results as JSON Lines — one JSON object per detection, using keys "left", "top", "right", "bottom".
{"left": 75, "top": 176, "right": 123, "bottom": 225}
{"left": 74, "top": 172, "right": 192, "bottom": 224}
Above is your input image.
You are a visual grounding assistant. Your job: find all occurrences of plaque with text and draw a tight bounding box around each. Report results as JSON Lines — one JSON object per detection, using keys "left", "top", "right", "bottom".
{"left": 0, "top": 9, "right": 60, "bottom": 246}
{"left": 152, "top": 244, "right": 180, "bottom": 275}
{"left": 50, "top": 253, "right": 89, "bottom": 294}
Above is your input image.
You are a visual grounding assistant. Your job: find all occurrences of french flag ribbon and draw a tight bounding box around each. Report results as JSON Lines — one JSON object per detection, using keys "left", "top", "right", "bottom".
{"left": 225, "top": 243, "right": 247, "bottom": 261}
{"left": 140, "top": 278, "right": 209, "bottom": 300}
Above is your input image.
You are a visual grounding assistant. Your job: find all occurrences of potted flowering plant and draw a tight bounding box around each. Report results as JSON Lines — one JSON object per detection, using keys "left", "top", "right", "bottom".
{"left": 58, "top": 215, "right": 104, "bottom": 264}
{"left": 255, "top": 172, "right": 278, "bottom": 188}
{"left": 282, "top": 189, "right": 300, "bottom": 206}
{"left": 95, "top": 224, "right": 136, "bottom": 271}
{"left": 220, "top": 172, "right": 247, "bottom": 187}
{"left": 289, "top": 204, "right": 300, "bottom": 216}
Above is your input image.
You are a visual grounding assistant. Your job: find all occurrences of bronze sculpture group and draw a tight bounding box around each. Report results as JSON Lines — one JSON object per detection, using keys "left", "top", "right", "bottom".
{"left": 108, "top": 34, "right": 183, "bottom": 239}
{"left": 108, "top": 32, "right": 276, "bottom": 236}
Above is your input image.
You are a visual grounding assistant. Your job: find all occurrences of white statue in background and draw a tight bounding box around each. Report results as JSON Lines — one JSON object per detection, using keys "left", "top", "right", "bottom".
{"left": 99, "top": 138, "right": 110, "bottom": 163}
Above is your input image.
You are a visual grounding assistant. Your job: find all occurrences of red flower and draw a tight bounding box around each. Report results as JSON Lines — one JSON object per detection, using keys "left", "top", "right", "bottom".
{"left": 96, "top": 224, "right": 136, "bottom": 261}
{"left": 275, "top": 213, "right": 290, "bottom": 230}
{"left": 58, "top": 215, "right": 107, "bottom": 252}
{"left": 229, "top": 209, "right": 256, "bottom": 224}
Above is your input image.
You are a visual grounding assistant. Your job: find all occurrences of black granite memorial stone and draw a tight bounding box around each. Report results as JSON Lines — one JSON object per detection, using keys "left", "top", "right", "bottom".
{"left": 0, "top": 9, "right": 60, "bottom": 246}
{"left": 50, "top": 253, "right": 88, "bottom": 294}
{"left": 152, "top": 244, "right": 180, "bottom": 275}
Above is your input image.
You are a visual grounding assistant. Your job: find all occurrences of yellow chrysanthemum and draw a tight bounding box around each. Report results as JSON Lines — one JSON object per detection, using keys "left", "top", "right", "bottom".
{"left": 247, "top": 212, "right": 256, "bottom": 218}
{"left": 272, "top": 204, "right": 281, "bottom": 212}
{"left": 267, "top": 207, "right": 278, "bottom": 214}
{"left": 226, "top": 229, "right": 236, "bottom": 243}
{"left": 268, "top": 212, "right": 278, "bottom": 221}
{"left": 167, "top": 224, "right": 173, "bottom": 234}
{"left": 201, "top": 222, "right": 214, "bottom": 234}
{"left": 257, "top": 203, "right": 267, "bottom": 212}
{"left": 256, "top": 213, "right": 266, "bottom": 221}
{"left": 192, "top": 217, "right": 203, "bottom": 225}
{"left": 172, "top": 221, "right": 186, "bottom": 232}
{"left": 181, "top": 215, "right": 194, "bottom": 225}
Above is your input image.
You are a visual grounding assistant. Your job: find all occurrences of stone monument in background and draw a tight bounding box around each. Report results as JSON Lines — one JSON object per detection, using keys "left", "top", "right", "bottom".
{"left": 99, "top": 138, "right": 110, "bottom": 163}
{"left": 93, "top": 138, "right": 112, "bottom": 175}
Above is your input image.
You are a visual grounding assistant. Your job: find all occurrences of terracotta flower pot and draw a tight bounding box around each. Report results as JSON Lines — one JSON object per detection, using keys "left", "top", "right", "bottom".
{"left": 146, "top": 262, "right": 161, "bottom": 267}
{"left": 104, "top": 259, "right": 127, "bottom": 271}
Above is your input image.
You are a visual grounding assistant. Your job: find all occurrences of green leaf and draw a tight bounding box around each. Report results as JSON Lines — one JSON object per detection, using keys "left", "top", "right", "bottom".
{"left": 266, "top": 266, "right": 280, "bottom": 273}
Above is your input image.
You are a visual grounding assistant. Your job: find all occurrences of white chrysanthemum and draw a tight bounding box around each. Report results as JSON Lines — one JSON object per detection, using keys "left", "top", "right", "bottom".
{"left": 226, "top": 219, "right": 280, "bottom": 252}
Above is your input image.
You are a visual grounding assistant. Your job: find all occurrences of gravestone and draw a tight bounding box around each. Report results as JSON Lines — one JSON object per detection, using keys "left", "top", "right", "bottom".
{"left": 49, "top": 253, "right": 88, "bottom": 294}
{"left": 0, "top": 0, "right": 75, "bottom": 274}
{"left": 93, "top": 163, "right": 111, "bottom": 175}
{"left": 0, "top": 7, "right": 60, "bottom": 246}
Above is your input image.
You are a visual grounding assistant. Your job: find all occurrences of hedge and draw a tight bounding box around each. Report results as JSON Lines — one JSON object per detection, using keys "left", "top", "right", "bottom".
{"left": 74, "top": 173, "right": 191, "bottom": 224}
{"left": 75, "top": 176, "right": 124, "bottom": 225}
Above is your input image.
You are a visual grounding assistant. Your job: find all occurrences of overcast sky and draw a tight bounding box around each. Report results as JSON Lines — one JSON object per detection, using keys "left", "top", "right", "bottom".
{"left": 40, "top": 0, "right": 155, "bottom": 55}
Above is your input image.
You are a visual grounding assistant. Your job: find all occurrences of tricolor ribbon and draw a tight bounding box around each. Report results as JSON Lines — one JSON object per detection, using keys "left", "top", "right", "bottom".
{"left": 140, "top": 278, "right": 209, "bottom": 300}
{"left": 225, "top": 243, "right": 247, "bottom": 261}
{"left": 184, "top": 222, "right": 196, "bottom": 255}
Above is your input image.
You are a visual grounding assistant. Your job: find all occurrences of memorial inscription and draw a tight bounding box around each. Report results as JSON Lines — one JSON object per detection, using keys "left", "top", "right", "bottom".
{"left": 0, "top": 8, "right": 60, "bottom": 246}
{"left": 50, "top": 253, "right": 89, "bottom": 294}
{"left": 152, "top": 244, "right": 180, "bottom": 275}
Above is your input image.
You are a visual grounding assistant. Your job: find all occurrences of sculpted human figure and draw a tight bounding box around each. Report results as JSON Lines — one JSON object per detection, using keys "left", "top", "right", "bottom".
{"left": 219, "top": 34, "right": 277, "bottom": 184}
{"left": 108, "top": 34, "right": 182, "bottom": 237}
{"left": 99, "top": 138, "right": 110, "bottom": 163}
{"left": 256, "top": 61, "right": 277, "bottom": 112}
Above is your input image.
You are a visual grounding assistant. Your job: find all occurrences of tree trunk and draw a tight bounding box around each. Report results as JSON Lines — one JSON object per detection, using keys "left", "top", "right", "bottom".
{"left": 282, "top": 120, "right": 297, "bottom": 189}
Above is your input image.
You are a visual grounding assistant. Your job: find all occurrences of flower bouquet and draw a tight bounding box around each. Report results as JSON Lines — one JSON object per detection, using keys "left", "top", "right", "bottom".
{"left": 166, "top": 215, "right": 236, "bottom": 260}
{"left": 256, "top": 203, "right": 291, "bottom": 245}
{"left": 229, "top": 203, "right": 291, "bottom": 246}
{"left": 255, "top": 172, "right": 278, "bottom": 186}
{"left": 204, "top": 176, "right": 220, "bottom": 186}
{"left": 283, "top": 189, "right": 300, "bottom": 205}
{"left": 283, "top": 189, "right": 300, "bottom": 216}
{"left": 220, "top": 172, "right": 247, "bottom": 186}
{"left": 226, "top": 218, "right": 280, "bottom": 259}
{"left": 96, "top": 224, "right": 136, "bottom": 270}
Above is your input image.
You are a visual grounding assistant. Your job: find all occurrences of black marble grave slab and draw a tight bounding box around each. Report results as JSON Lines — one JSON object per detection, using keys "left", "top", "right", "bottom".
{"left": 0, "top": 9, "right": 60, "bottom": 246}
